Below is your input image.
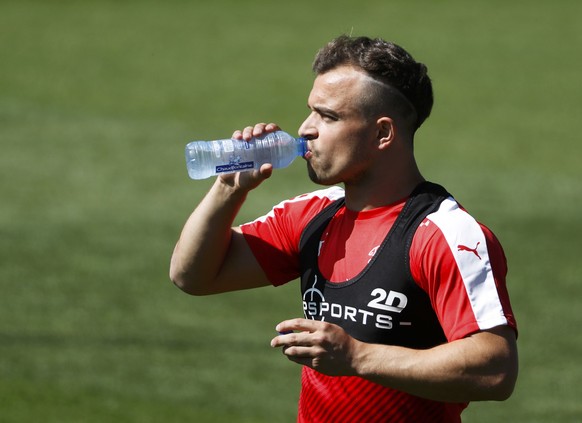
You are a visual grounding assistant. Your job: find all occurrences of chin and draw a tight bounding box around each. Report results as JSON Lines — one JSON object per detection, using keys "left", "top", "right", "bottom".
{"left": 307, "top": 166, "right": 340, "bottom": 186}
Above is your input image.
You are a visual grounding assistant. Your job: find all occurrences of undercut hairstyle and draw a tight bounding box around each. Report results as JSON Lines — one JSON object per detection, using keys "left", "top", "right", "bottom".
{"left": 312, "top": 35, "right": 434, "bottom": 130}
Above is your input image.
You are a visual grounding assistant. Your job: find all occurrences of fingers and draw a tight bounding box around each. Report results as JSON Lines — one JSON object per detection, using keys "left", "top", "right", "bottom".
{"left": 218, "top": 163, "right": 273, "bottom": 191}
{"left": 271, "top": 321, "right": 353, "bottom": 376}
{"left": 232, "top": 123, "right": 281, "bottom": 140}
{"left": 220, "top": 122, "right": 278, "bottom": 188}
{"left": 271, "top": 331, "right": 305, "bottom": 349}
{"left": 270, "top": 318, "right": 328, "bottom": 348}
{"left": 275, "top": 318, "right": 322, "bottom": 336}
{"left": 281, "top": 347, "right": 319, "bottom": 367}
{"left": 270, "top": 319, "right": 357, "bottom": 376}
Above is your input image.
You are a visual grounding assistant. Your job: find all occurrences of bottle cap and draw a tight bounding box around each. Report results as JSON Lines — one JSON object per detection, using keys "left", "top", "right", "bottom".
{"left": 296, "top": 137, "right": 307, "bottom": 157}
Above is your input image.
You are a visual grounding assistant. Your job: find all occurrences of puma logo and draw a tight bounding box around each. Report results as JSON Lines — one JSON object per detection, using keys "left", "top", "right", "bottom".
{"left": 457, "top": 242, "right": 481, "bottom": 260}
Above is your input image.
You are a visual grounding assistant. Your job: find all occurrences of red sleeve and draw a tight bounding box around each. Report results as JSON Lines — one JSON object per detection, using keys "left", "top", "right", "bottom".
{"left": 410, "top": 199, "right": 517, "bottom": 341}
{"left": 240, "top": 187, "right": 345, "bottom": 286}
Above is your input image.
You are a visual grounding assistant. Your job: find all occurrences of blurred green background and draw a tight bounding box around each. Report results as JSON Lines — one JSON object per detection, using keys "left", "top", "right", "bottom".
{"left": 1, "top": 0, "right": 581, "bottom": 422}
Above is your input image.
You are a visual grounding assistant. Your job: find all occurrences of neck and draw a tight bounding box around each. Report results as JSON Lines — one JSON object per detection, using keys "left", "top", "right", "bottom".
{"left": 343, "top": 156, "right": 425, "bottom": 212}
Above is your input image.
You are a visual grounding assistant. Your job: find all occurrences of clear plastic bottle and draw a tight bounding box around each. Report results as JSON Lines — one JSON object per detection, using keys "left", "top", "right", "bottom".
{"left": 185, "top": 130, "right": 307, "bottom": 180}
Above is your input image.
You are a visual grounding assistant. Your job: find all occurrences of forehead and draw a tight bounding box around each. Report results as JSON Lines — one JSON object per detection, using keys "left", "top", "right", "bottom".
{"left": 309, "top": 66, "right": 370, "bottom": 111}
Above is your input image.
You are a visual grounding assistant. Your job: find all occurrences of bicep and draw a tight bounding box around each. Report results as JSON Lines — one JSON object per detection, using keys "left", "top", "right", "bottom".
{"left": 455, "top": 325, "right": 518, "bottom": 400}
{"left": 416, "top": 325, "right": 518, "bottom": 401}
{"left": 207, "top": 228, "right": 272, "bottom": 294}
{"left": 465, "top": 326, "right": 518, "bottom": 370}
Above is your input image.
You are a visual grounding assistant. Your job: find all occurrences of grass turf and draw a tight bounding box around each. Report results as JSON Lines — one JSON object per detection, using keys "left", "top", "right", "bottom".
{"left": 1, "top": 0, "right": 581, "bottom": 421}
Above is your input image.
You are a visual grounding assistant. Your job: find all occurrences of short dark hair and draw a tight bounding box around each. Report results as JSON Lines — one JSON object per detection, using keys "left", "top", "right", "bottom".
{"left": 312, "top": 35, "right": 433, "bottom": 129}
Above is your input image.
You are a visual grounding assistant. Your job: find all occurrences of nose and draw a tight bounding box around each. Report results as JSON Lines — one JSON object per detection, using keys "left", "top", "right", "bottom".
{"left": 298, "top": 112, "right": 318, "bottom": 140}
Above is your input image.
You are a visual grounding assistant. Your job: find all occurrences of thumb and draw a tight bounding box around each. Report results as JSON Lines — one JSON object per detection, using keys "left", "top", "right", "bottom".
{"left": 259, "top": 163, "right": 274, "bottom": 179}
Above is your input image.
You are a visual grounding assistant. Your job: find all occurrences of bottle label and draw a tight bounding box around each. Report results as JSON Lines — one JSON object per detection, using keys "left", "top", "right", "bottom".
{"left": 216, "top": 161, "right": 254, "bottom": 174}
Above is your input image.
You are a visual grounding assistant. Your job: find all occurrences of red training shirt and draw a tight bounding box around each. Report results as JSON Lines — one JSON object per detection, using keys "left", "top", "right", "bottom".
{"left": 240, "top": 186, "right": 517, "bottom": 423}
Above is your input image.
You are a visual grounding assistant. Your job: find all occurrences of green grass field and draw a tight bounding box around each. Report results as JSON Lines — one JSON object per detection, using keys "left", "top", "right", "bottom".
{"left": 1, "top": 0, "right": 581, "bottom": 421}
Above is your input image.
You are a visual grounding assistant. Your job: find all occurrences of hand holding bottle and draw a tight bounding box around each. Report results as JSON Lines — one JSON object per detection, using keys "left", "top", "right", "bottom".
{"left": 184, "top": 123, "right": 306, "bottom": 181}
{"left": 218, "top": 123, "right": 280, "bottom": 191}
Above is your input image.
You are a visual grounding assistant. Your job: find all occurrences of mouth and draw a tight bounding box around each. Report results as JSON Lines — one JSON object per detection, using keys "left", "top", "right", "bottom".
{"left": 303, "top": 142, "right": 313, "bottom": 160}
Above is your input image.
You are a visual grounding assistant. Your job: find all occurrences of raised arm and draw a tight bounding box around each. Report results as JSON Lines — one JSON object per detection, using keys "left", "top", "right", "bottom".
{"left": 169, "top": 124, "right": 278, "bottom": 295}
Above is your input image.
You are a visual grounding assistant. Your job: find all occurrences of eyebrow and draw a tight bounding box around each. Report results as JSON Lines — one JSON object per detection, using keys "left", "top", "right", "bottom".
{"left": 309, "top": 104, "right": 341, "bottom": 119}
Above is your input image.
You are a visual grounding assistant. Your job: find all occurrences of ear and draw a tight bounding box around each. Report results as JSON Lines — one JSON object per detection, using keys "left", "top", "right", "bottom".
{"left": 376, "top": 117, "right": 395, "bottom": 150}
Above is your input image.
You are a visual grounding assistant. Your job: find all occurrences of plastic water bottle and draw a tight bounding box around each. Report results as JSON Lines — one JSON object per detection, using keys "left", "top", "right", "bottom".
{"left": 185, "top": 130, "right": 307, "bottom": 180}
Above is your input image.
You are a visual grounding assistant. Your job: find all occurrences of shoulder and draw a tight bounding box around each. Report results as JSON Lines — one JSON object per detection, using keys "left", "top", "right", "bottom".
{"left": 238, "top": 186, "right": 345, "bottom": 285}
{"left": 279, "top": 186, "right": 345, "bottom": 211}
{"left": 427, "top": 197, "right": 483, "bottom": 236}
{"left": 410, "top": 197, "right": 513, "bottom": 340}
{"left": 413, "top": 197, "right": 505, "bottom": 269}
{"left": 423, "top": 197, "right": 504, "bottom": 257}
{"left": 244, "top": 186, "right": 345, "bottom": 226}
{"left": 239, "top": 186, "right": 345, "bottom": 252}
